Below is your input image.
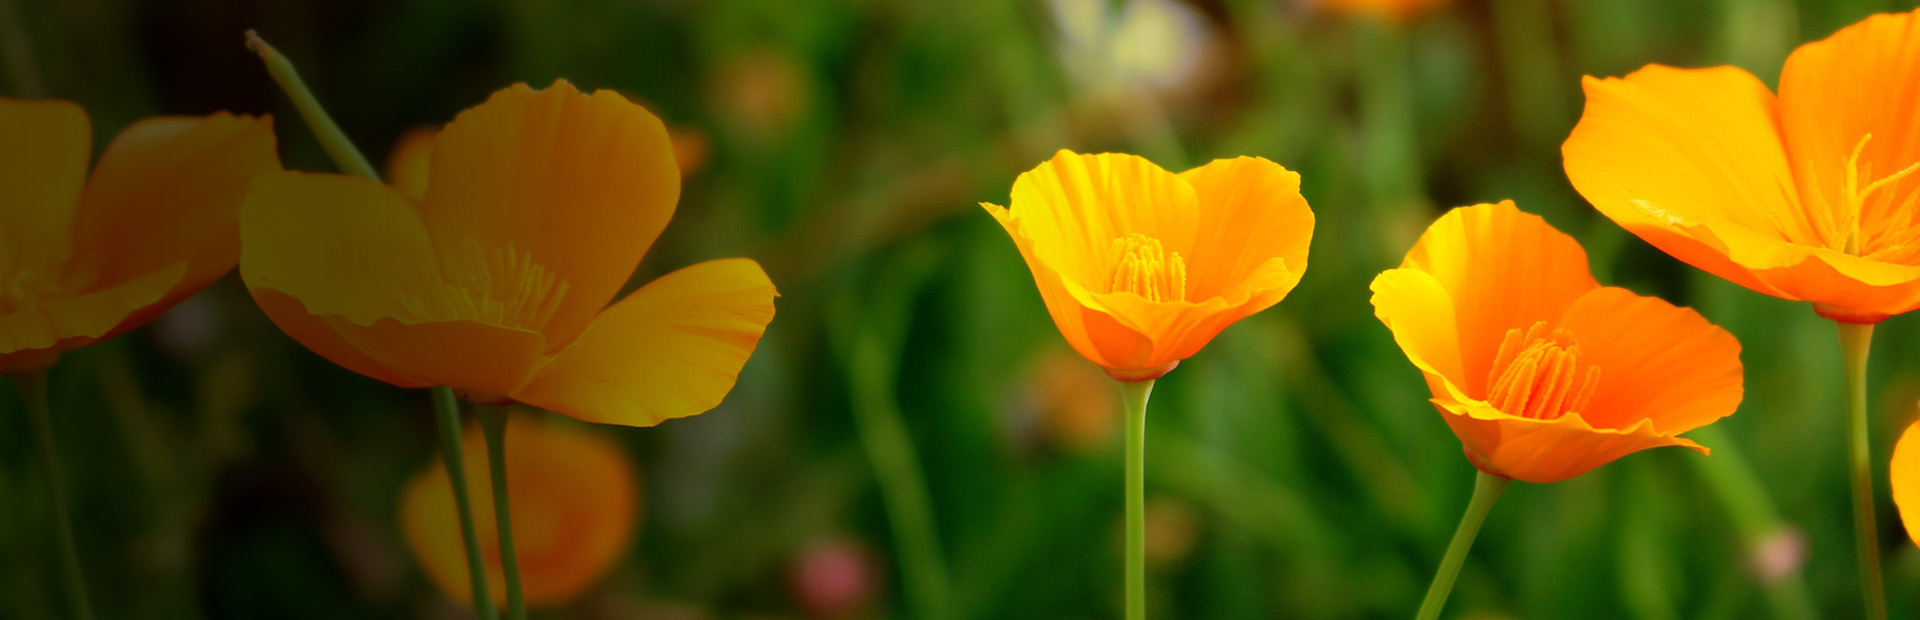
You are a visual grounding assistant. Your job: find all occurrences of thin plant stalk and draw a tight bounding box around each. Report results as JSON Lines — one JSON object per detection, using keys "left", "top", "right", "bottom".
{"left": 1118, "top": 379, "right": 1154, "bottom": 620}
{"left": 478, "top": 404, "right": 527, "bottom": 620}
{"left": 243, "top": 30, "right": 380, "bottom": 181}
{"left": 846, "top": 324, "right": 952, "bottom": 620}
{"left": 15, "top": 372, "right": 93, "bottom": 620}
{"left": 1836, "top": 321, "right": 1886, "bottom": 620}
{"left": 431, "top": 386, "right": 499, "bottom": 620}
{"left": 1414, "top": 469, "right": 1510, "bottom": 620}
{"left": 247, "top": 33, "right": 504, "bottom": 616}
{"left": 0, "top": 0, "right": 45, "bottom": 99}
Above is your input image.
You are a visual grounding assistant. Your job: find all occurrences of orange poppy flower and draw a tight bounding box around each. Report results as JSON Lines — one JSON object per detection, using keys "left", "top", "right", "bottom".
{"left": 1564, "top": 9, "right": 1920, "bottom": 324}
{"left": 401, "top": 411, "right": 637, "bottom": 607}
{"left": 239, "top": 80, "right": 777, "bottom": 426}
{"left": 1892, "top": 416, "right": 1920, "bottom": 547}
{"left": 1370, "top": 201, "right": 1743, "bottom": 483}
{"left": 1315, "top": 0, "right": 1451, "bottom": 21}
{"left": 0, "top": 98, "right": 279, "bottom": 374}
{"left": 981, "top": 150, "right": 1313, "bottom": 381}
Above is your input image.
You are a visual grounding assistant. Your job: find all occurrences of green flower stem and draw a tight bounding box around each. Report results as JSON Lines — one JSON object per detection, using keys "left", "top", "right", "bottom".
{"left": 1415, "top": 469, "right": 1509, "bottom": 620}
{"left": 243, "top": 30, "right": 380, "bottom": 181}
{"left": 431, "top": 386, "right": 498, "bottom": 620}
{"left": 15, "top": 372, "right": 93, "bottom": 620}
{"left": 1836, "top": 321, "right": 1886, "bottom": 620}
{"left": 477, "top": 404, "right": 526, "bottom": 620}
{"left": 1118, "top": 379, "right": 1154, "bottom": 620}
{"left": 0, "top": 0, "right": 45, "bottom": 98}
{"left": 846, "top": 325, "right": 951, "bottom": 620}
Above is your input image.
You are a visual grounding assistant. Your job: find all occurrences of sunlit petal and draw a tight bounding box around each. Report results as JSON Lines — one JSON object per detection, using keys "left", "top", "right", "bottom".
{"left": 514, "top": 259, "right": 776, "bottom": 427}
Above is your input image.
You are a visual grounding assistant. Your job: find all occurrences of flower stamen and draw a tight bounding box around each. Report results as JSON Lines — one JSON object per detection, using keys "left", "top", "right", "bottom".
{"left": 419, "top": 238, "right": 570, "bottom": 331}
{"left": 1842, "top": 133, "right": 1920, "bottom": 256}
{"left": 1485, "top": 321, "right": 1601, "bottom": 420}
{"left": 1106, "top": 233, "right": 1186, "bottom": 302}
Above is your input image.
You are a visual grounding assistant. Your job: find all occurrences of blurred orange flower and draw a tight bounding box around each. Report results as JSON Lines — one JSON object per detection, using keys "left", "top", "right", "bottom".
{"left": 1565, "top": 9, "right": 1920, "bottom": 324}
{"left": 1315, "top": 0, "right": 1451, "bottom": 21}
{"left": 1893, "top": 417, "right": 1920, "bottom": 547}
{"left": 401, "top": 412, "right": 637, "bottom": 607}
{"left": 1029, "top": 347, "right": 1119, "bottom": 451}
{"left": 982, "top": 150, "right": 1313, "bottom": 381}
{"left": 0, "top": 98, "right": 278, "bottom": 374}
{"left": 1370, "top": 202, "right": 1743, "bottom": 483}
{"left": 240, "top": 80, "right": 777, "bottom": 426}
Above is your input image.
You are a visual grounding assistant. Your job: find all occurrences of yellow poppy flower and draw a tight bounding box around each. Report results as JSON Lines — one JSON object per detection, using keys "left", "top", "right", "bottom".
{"left": 1371, "top": 202, "right": 1743, "bottom": 482}
{"left": 240, "top": 80, "right": 777, "bottom": 426}
{"left": 981, "top": 150, "right": 1313, "bottom": 380}
{"left": 1564, "top": 9, "right": 1920, "bottom": 324}
{"left": 0, "top": 98, "right": 279, "bottom": 373}
{"left": 400, "top": 412, "right": 637, "bottom": 607}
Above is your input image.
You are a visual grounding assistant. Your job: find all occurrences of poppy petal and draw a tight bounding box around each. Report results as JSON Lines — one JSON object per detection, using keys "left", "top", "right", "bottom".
{"left": 1557, "top": 287, "right": 1743, "bottom": 433}
{"left": 0, "top": 98, "right": 88, "bottom": 271}
{"left": 1369, "top": 268, "right": 1468, "bottom": 398}
{"left": 1399, "top": 202, "right": 1597, "bottom": 396}
{"left": 249, "top": 288, "right": 426, "bottom": 388}
{"left": 1006, "top": 150, "right": 1199, "bottom": 288}
{"left": 1439, "top": 400, "right": 1705, "bottom": 484}
{"left": 1179, "top": 156, "right": 1313, "bottom": 302}
{"left": 513, "top": 259, "right": 776, "bottom": 427}
{"left": 1892, "top": 418, "right": 1920, "bottom": 548}
{"left": 71, "top": 113, "right": 279, "bottom": 336}
{"left": 423, "top": 80, "right": 679, "bottom": 349}
{"left": 0, "top": 261, "right": 184, "bottom": 354}
{"left": 984, "top": 201, "right": 1155, "bottom": 371}
{"left": 328, "top": 316, "right": 546, "bottom": 396}
{"left": 1565, "top": 65, "right": 1815, "bottom": 300}
{"left": 240, "top": 172, "right": 447, "bottom": 326}
{"left": 242, "top": 172, "right": 550, "bottom": 392}
{"left": 1778, "top": 9, "right": 1920, "bottom": 248}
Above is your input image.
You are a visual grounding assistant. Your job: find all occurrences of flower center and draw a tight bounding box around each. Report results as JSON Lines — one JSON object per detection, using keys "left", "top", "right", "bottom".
{"left": 1840, "top": 133, "right": 1920, "bottom": 258}
{"left": 0, "top": 248, "right": 90, "bottom": 316}
{"left": 1484, "top": 321, "right": 1602, "bottom": 420}
{"left": 417, "top": 238, "right": 570, "bottom": 332}
{"left": 1106, "top": 233, "right": 1186, "bottom": 302}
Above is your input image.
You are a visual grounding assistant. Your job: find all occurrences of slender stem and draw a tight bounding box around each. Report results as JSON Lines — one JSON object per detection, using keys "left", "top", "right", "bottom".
{"left": 846, "top": 326, "right": 951, "bottom": 620}
{"left": 1415, "top": 469, "right": 1509, "bottom": 620}
{"left": 430, "top": 386, "right": 498, "bottom": 619}
{"left": 1836, "top": 321, "right": 1886, "bottom": 620}
{"left": 1118, "top": 379, "right": 1155, "bottom": 620}
{"left": 15, "top": 372, "right": 93, "bottom": 620}
{"left": 477, "top": 404, "right": 526, "bottom": 620}
{"left": 0, "top": 0, "right": 45, "bottom": 98}
{"left": 243, "top": 30, "right": 381, "bottom": 181}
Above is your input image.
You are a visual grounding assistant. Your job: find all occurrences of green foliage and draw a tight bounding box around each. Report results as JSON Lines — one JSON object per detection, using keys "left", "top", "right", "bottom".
{"left": 6, "top": 0, "right": 1920, "bottom": 618}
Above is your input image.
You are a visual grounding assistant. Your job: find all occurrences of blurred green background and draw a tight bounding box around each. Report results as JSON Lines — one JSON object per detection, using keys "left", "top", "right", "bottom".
{"left": 6, "top": 0, "right": 1920, "bottom": 618}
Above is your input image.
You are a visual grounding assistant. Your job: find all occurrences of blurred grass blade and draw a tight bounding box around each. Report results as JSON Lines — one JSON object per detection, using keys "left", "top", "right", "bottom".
{"left": 830, "top": 246, "right": 952, "bottom": 620}
{"left": 0, "top": 0, "right": 44, "bottom": 98}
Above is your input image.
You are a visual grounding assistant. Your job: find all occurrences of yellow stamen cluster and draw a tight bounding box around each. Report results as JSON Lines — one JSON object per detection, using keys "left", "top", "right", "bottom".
{"left": 1840, "top": 133, "right": 1920, "bottom": 258}
{"left": 0, "top": 247, "right": 89, "bottom": 316}
{"left": 1485, "top": 321, "right": 1601, "bottom": 420}
{"left": 1107, "top": 233, "right": 1186, "bottom": 302}
{"left": 432, "top": 238, "right": 570, "bottom": 331}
